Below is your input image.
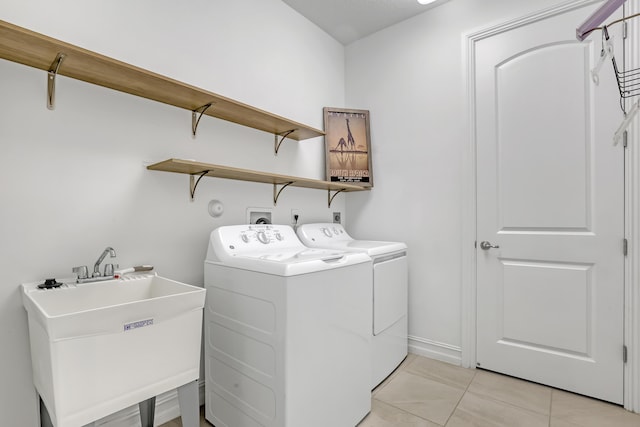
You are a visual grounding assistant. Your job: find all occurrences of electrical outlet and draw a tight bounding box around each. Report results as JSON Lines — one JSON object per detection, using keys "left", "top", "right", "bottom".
{"left": 247, "top": 208, "right": 272, "bottom": 224}
{"left": 333, "top": 212, "right": 341, "bottom": 224}
{"left": 291, "top": 209, "right": 301, "bottom": 226}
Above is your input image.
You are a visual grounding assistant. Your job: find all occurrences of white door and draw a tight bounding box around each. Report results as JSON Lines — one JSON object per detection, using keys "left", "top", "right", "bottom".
{"left": 475, "top": 4, "right": 625, "bottom": 404}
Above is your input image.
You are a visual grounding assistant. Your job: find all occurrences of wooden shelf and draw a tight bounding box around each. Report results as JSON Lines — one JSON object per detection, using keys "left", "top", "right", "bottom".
{"left": 147, "top": 159, "right": 367, "bottom": 206}
{"left": 0, "top": 20, "right": 324, "bottom": 141}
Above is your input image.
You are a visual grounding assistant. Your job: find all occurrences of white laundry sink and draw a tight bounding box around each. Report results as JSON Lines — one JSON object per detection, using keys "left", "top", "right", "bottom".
{"left": 22, "top": 274, "right": 205, "bottom": 427}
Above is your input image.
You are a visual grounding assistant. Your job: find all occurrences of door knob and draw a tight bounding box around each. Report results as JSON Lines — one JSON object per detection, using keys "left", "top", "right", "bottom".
{"left": 480, "top": 241, "right": 500, "bottom": 250}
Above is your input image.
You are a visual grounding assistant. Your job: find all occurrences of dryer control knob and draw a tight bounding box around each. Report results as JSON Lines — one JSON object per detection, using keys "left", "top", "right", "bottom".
{"left": 257, "top": 231, "right": 270, "bottom": 244}
{"left": 275, "top": 232, "right": 283, "bottom": 241}
{"left": 241, "top": 234, "right": 249, "bottom": 243}
{"left": 322, "top": 228, "right": 333, "bottom": 237}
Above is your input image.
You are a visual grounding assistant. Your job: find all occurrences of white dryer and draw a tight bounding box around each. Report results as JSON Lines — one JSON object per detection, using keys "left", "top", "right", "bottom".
{"left": 204, "top": 224, "right": 372, "bottom": 427}
{"left": 296, "top": 223, "right": 408, "bottom": 389}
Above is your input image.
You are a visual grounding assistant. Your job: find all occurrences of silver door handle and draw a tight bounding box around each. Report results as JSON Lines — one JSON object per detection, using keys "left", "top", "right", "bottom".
{"left": 480, "top": 241, "right": 500, "bottom": 250}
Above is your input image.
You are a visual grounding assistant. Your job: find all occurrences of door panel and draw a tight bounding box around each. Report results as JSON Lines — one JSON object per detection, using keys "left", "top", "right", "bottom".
{"left": 497, "top": 43, "right": 591, "bottom": 230}
{"left": 501, "top": 260, "right": 591, "bottom": 355}
{"left": 475, "top": 4, "right": 624, "bottom": 404}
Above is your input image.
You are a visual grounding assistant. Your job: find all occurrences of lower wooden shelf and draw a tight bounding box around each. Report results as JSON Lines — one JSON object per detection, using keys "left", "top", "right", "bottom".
{"left": 147, "top": 158, "right": 368, "bottom": 206}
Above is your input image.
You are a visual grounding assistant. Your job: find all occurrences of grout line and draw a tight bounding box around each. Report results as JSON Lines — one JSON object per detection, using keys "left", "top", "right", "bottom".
{"left": 549, "top": 389, "right": 554, "bottom": 427}
{"left": 470, "top": 369, "right": 555, "bottom": 417}
{"left": 372, "top": 358, "right": 451, "bottom": 425}
{"left": 442, "top": 368, "right": 478, "bottom": 426}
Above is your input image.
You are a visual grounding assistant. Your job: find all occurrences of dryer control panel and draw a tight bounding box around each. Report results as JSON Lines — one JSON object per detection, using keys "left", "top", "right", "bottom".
{"left": 296, "top": 223, "right": 350, "bottom": 244}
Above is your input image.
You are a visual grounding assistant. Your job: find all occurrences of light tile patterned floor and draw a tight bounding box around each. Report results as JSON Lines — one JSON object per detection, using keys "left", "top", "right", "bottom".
{"left": 159, "top": 354, "right": 640, "bottom": 427}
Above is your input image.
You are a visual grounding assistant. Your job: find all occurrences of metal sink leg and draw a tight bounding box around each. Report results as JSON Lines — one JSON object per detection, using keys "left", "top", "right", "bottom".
{"left": 177, "top": 380, "right": 199, "bottom": 427}
{"left": 39, "top": 397, "right": 53, "bottom": 427}
{"left": 138, "top": 396, "right": 156, "bottom": 427}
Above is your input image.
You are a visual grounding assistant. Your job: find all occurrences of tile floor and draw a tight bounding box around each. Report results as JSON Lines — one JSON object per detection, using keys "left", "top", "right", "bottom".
{"left": 159, "top": 354, "right": 640, "bottom": 427}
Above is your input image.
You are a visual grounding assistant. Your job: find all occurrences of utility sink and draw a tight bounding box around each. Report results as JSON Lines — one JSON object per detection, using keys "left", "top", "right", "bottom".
{"left": 22, "top": 274, "right": 206, "bottom": 427}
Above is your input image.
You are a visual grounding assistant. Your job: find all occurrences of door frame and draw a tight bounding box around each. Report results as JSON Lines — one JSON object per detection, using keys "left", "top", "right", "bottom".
{"left": 461, "top": 0, "right": 640, "bottom": 411}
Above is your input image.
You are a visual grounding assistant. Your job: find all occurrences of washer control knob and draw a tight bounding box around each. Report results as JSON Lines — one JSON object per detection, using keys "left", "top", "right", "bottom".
{"left": 241, "top": 234, "right": 249, "bottom": 243}
{"left": 275, "top": 232, "right": 283, "bottom": 241}
{"left": 322, "top": 228, "right": 333, "bottom": 237}
{"left": 257, "top": 231, "right": 270, "bottom": 244}
{"left": 332, "top": 227, "right": 339, "bottom": 235}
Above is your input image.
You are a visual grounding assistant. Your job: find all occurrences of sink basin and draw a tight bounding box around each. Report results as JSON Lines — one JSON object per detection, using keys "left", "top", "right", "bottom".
{"left": 22, "top": 273, "right": 206, "bottom": 427}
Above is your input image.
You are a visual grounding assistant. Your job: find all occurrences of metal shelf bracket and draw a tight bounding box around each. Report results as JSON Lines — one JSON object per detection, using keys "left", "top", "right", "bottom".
{"left": 274, "top": 129, "right": 296, "bottom": 155}
{"left": 192, "top": 103, "right": 214, "bottom": 137}
{"left": 47, "top": 53, "right": 66, "bottom": 110}
{"left": 273, "top": 182, "right": 294, "bottom": 205}
{"left": 189, "top": 170, "right": 210, "bottom": 200}
{"left": 328, "top": 188, "right": 346, "bottom": 208}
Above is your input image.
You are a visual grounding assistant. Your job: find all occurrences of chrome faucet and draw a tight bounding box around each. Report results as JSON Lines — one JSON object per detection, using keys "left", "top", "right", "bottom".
{"left": 93, "top": 246, "right": 116, "bottom": 277}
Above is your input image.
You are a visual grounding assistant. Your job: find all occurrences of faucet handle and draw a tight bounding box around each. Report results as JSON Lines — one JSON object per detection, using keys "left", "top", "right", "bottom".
{"left": 103, "top": 263, "right": 114, "bottom": 277}
{"left": 72, "top": 265, "right": 89, "bottom": 279}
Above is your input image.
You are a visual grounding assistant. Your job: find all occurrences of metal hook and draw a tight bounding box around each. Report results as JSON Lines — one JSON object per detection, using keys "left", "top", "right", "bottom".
{"left": 591, "top": 25, "right": 613, "bottom": 85}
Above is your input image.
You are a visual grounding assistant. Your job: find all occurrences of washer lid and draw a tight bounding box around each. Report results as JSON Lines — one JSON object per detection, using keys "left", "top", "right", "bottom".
{"left": 296, "top": 223, "right": 407, "bottom": 257}
{"left": 342, "top": 240, "right": 407, "bottom": 257}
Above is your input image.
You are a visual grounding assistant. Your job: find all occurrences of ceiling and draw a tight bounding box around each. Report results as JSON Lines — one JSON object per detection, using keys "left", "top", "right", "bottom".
{"left": 282, "top": 0, "right": 449, "bottom": 45}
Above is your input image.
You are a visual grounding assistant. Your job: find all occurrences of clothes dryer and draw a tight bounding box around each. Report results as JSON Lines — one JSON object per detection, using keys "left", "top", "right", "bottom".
{"left": 296, "top": 223, "right": 408, "bottom": 389}
{"left": 204, "top": 224, "right": 372, "bottom": 427}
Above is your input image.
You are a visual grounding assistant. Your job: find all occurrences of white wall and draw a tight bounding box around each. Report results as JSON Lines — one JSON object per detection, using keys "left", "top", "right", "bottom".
{"left": 344, "top": 0, "right": 567, "bottom": 361}
{"left": 0, "top": 1, "right": 345, "bottom": 425}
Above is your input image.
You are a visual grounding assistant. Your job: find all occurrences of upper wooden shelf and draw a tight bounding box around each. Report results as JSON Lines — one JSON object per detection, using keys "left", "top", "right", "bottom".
{"left": 147, "top": 159, "right": 367, "bottom": 206}
{"left": 0, "top": 20, "right": 324, "bottom": 141}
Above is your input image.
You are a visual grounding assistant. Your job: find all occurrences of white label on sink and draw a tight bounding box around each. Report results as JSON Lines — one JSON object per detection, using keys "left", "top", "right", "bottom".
{"left": 124, "top": 319, "right": 154, "bottom": 331}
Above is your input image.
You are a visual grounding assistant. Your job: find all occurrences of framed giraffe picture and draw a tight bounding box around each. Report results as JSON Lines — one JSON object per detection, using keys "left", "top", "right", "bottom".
{"left": 323, "top": 107, "right": 373, "bottom": 188}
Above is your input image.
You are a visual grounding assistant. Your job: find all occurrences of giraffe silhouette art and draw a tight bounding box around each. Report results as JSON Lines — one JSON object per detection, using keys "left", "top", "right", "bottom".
{"left": 346, "top": 118, "right": 356, "bottom": 150}
{"left": 335, "top": 137, "right": 348, "bottom": 152}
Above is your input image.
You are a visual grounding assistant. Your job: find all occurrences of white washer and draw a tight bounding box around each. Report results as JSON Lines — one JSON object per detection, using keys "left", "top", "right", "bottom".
{"left": 204, "top": 224, "right": 372, "bottom": 427}
{"left": 296, "top": 223, "right": 408, "bottom": 389}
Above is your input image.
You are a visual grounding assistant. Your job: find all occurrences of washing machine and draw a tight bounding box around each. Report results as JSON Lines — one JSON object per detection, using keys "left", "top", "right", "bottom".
{"left": 204, "top": 224, "right": 372, "bottom": 427}
{"left": 296, "top": 223, "right": 408, "bottom": 389}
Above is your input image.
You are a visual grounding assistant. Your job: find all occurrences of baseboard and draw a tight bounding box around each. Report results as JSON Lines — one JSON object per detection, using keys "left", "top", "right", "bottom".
{"left": 92, "top": 380, "right": 205, "bottom": 427}
{"left": 408, "top": 335, "right": 463, "bottom": 366}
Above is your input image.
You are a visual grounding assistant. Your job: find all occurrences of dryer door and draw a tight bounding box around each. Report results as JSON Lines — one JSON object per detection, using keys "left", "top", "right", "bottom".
{"left": 373, "top": 254, "right": 407, "bottom": 335}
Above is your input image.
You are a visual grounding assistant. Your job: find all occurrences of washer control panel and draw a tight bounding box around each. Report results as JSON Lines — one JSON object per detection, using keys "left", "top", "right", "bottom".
{"left": 208, "top": 224, "right": 304, "bottom": 261}
{"left": 237, "top": 226, "right": 286, "bottom": 246}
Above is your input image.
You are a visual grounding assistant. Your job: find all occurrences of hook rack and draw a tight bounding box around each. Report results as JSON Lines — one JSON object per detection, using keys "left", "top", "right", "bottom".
{"left": 612, "top": 56, "right": 640, "bottom": 99}
{"left": 581, "top": 15, "right": 640, "bottom": 144}
{"left": 581, "top": 14, "right": 640, "bottom": 103}
{"left": 47, "top": 53, "right": 66, "bottom": 110}
{"left": 596, "top": 25, "right": 640, "bottom": 100}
